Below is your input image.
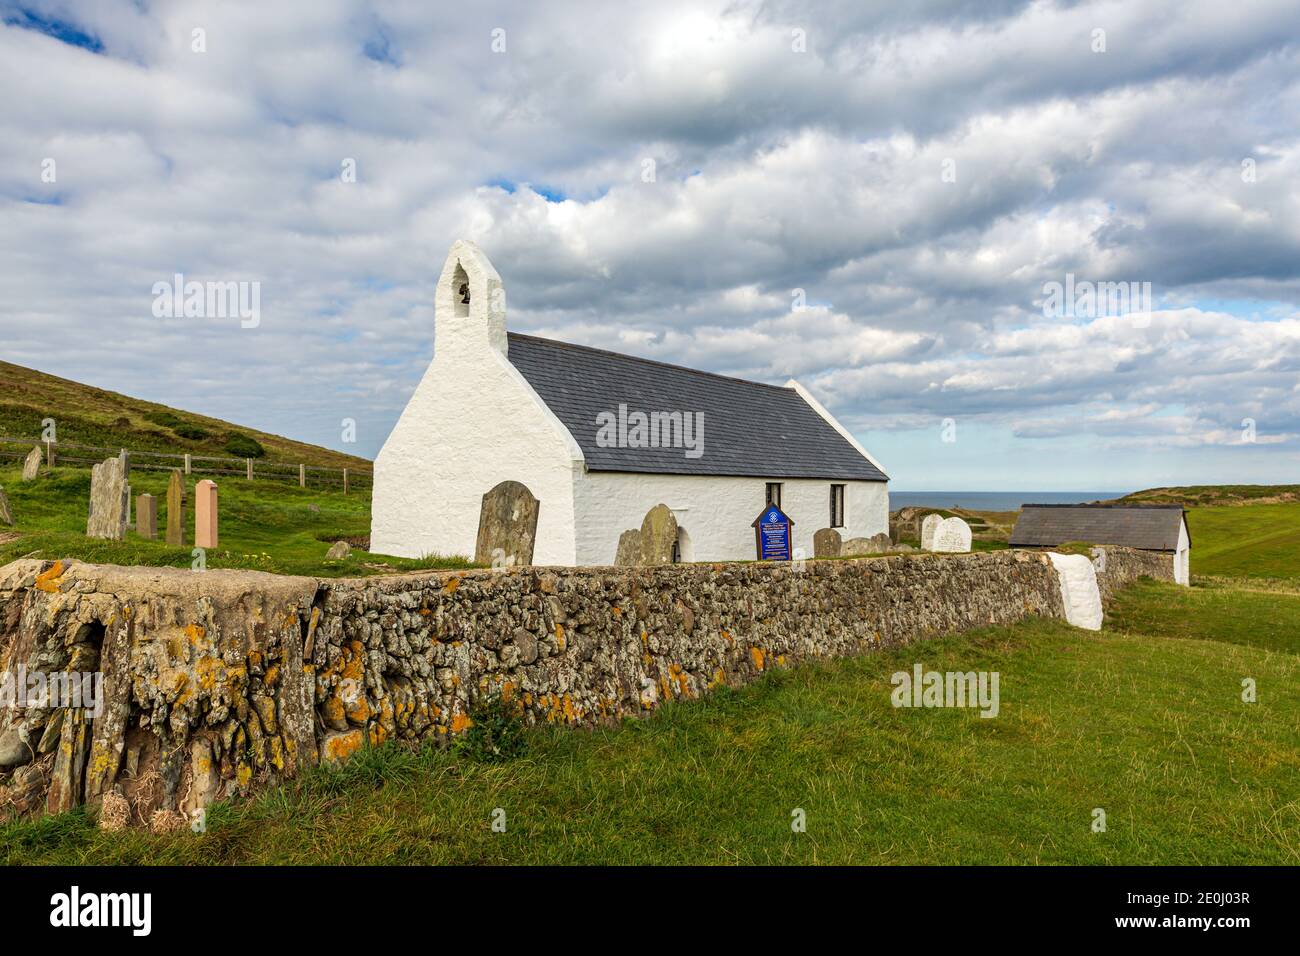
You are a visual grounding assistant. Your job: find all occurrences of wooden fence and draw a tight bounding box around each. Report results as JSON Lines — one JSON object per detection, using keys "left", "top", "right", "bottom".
{"left": 0, "top": 436, "right": 371, "bottom": 493}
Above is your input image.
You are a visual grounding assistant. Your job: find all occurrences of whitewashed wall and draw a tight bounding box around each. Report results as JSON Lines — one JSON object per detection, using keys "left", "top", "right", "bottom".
{"left": 573, "top": 471, "right": 889, "bottom": 565}
{"left": 1175, "top": 520, "right": 1190, "bottom": 585}
{"left": 371, "top": 241, "right": 583, "bottom": 565}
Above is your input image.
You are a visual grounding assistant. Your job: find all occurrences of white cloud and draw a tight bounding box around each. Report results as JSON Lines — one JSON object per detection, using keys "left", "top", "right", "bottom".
{"left": 0, "top": 0, "right": 1297, "bottom": 487}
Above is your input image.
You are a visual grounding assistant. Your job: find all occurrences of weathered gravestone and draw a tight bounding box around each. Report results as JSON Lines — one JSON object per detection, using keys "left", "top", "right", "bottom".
{"left": 841, "top": 532, "right": 892, "bottom": 556}
{"left": 136, "top": 494, "right": 157, "bottom": 540}
{"left": 473, "top": 480, "right": 540, "bottom": 566}
{"left": 86, "top": 456, "right": 130, "bottom": 540}
{"left": 165, "top": 470, "right": 185, "bottom": 546}
{"left": 928, "top": 516, "right": 972, "bottom": 553}
{"left": 0, "top": 486, "right": 12, "bottom": 526}
{"left": 813, "top": 527, "right": 842, "bottom": 558}
{"left": 639, "top": 504, "right": 679, "bottom": 566}
{"left": 21, "top": 446, "right": 42, "bottom": 481}
{"left": 614, "top": 529, "right": 643, "bottom": 567}
{"left": 326, "top": 540, "right": 351, "bottom": 560}
{"left": 195, "top": 479, "right": 219, "bottom": 549}
{"left": 920, "top": 513, "right": 943, "bottom": 551}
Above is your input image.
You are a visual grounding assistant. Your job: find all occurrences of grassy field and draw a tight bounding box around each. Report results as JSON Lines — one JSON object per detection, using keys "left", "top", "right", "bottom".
{"left": 0, "top": 464, "right": 470, "bottom": 577}
{"left": 1185, "top": 502, "right": 1300, "bottom": 581}
{"left": 4, "top": 578, "right": 1296, "bottom": 865}
{"left": 0, "top": 360, "right": 370, "bottom": 470}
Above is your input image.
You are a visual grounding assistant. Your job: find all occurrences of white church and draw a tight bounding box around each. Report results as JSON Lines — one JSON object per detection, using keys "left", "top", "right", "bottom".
{"left": 370, "top": 240, "right": 890, "bottom": 566}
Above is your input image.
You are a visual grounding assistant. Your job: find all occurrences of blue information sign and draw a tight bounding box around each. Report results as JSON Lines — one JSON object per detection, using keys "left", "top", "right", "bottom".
{"left": 752, "top": 504, "right": 794, "bottom": 561}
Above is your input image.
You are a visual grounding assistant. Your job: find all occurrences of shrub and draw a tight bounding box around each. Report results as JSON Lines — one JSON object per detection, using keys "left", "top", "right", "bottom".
{"left": 144, "top": 410, "right": 183, "bottom": 429}
{"left": 173, "top": 423, "right": 209, "bottom": 441}
{"left": 224, "top": 433, "right": 266, "bottom": 458}
{"left": 453, "top": 693, "right": 528, "bottom": 763}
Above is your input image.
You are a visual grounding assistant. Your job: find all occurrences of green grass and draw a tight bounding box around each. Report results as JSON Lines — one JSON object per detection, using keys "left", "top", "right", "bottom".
{"left": 0, "top": 465, "right": 470, "bottom": 577}
{"left": 1108, "top": 578, "right": 1300, "bottom": 654}
{"left": 5, "top": 579, "right": 1296, "bottom": 865}
{"left": 1186, "top": 502, "right": 1300, "bottom": 580}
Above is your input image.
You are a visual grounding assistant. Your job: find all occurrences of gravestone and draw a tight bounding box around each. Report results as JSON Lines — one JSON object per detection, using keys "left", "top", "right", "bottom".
{"left": 326, "top": 540, "right": 351, "bottom": 560}
{"left": 639, "top": 504, "right": 678, "bottom": 566}
{"left": 841, "top": 532, "right": 892, "bottom": 556}
{"left": 136, "top": 494, "right": 157, "bottom": 540}
{"left": 813, "top": 528, "right": 842, "bottom": 558}
{"left": 86, "top": 456, "right": 130, "bottom": 540}
{"left": 920, "top": 513, "right": 943, "bottom": 551}
{"left": 165, "top": 470, "right": 185, "bottom": 546}
{"left": 928, "top": 516, "right": 972, "bottom": 553}
{"left": 21, "top": 446, "right": 42, "bottom": 481}
{"left": 195, "top": 479, "right": 219, "bottom": 549}
{"left": 0, "top": 486, "right": 12, "bottom": 526}
{"left": 473, "top": 480, "right": 540, "bottom": 566}
{"left": 614, "top": 529, "right": 642, "bottom": 567}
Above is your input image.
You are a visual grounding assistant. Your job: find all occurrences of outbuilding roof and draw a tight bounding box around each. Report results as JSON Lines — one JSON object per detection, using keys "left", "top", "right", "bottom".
{"left": 506, "top": 332, "right": 887, "bottom": 481}
{"left": 1009, "top": 504, "right": 1189, "bottom": 551}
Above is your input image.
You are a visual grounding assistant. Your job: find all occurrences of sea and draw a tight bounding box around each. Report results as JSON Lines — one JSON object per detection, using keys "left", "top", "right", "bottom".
{"left": 889, "top": 491, "right": 1124, "bottom": 512}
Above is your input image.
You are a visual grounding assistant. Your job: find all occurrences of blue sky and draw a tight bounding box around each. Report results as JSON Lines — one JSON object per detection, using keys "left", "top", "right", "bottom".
{"left": 1, "top": 0, "right": 1298, "bottom": 491}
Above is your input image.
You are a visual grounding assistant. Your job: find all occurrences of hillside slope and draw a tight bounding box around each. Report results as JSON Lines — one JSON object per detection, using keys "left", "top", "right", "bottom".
{"left": 1115, "top": 484, "right": 1300, "bottom": 507}
{"left": 0, "top": 360, "right": 371, "bottom": 470}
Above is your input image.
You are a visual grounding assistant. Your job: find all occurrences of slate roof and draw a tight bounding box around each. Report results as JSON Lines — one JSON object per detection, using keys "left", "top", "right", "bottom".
{"left": 1009, "top": 504, "right": 1189, "bottom": 551}
{"left": 506, "top": 332, "right": 887, "bottom": 480}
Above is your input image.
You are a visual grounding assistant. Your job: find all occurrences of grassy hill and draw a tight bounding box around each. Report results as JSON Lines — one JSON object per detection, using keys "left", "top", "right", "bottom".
{"left": 1116, "top": 484, "right": 1300, "bottom": 507}
{"left": 0, "top": 360, "right": 370, "bottom": 470}
{"left": 0, "top": 362, "right": 456, "bottom": 576}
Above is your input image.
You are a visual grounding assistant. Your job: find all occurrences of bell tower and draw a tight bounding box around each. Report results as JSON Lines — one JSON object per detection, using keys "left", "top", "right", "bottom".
{"left": 434, "top": 239, "right": 507, "bottom": 358}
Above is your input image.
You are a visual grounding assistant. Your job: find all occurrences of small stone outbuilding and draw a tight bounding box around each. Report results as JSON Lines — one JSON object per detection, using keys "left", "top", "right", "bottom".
{"left": 1009, "top": 504, "right": 1191, "bottom": 585}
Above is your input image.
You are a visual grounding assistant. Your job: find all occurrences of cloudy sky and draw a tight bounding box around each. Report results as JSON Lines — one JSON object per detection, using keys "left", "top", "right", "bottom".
{"left": 2, "top": 0, "right": 1298, "bottom": 491}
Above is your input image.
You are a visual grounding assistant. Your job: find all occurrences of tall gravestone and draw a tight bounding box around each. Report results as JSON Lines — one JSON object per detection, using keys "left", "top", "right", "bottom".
{"left": 21, "top": 446, "right": 42, "bottom": 481}
{"left": 166, "top": 470, "right": 185, "bottom": 546}
{"left": 639, "top": 504, "right": 679, "bottom": 565}
{"left": 195, "top": 479, "right": 219, "bottom": 549}
{"left": 0, "top": 486, "right": 12, "bottom": 526}
{"left": 86, "top": 457, "right": 130, "bottom": 540}
{"left": 920, "top": 513, "right": 943, "bottom": 550}
{"left": 136, "top": 494, "right": 157, "bottom": 540}
{"left": 473, "top": 480, "right": 540, "bottom": 567}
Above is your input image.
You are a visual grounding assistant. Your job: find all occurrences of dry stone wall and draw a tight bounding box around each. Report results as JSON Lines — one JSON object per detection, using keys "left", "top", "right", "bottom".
{"left": 0, "top": 547, "right": 1164, "bottom": 825}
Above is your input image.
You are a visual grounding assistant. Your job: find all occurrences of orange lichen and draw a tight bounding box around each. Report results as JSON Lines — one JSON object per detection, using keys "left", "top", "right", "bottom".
{"left": 443, "top": 577, "right": 460, "bottom": 594}
{"left": 751, "top": 646, "right": 766, "bottom": 670}
{"left": 450, "top": 711, "right": 472, "bottom": 733}
{"left": 34, "top": 561, "right": 65, "bottom": 593}
{"left": 555, "top": 623, "right": 566, "bottom": 650}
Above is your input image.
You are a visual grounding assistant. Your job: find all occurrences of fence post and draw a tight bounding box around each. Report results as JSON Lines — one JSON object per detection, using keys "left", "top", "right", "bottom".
{"left": 343, "top": 467, "right": 348, "bottom": 495}
{"left": 184, "top": 453, "right": 191, "bottom": 475}
{"left": 299, "top": 463, "right": 305, "bottom": 488}
{"left": 246, "top": 458, "right": 252, "bottom": 480}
